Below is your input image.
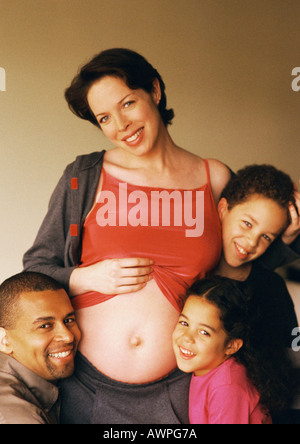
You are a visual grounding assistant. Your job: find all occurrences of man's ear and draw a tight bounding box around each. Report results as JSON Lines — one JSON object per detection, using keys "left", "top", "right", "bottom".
{"left": 217, "top": 197, "right": 229, "bottom": 221}
{"left": 0, "top": 327, "right": 12, "bottom": 354}
{"left": 225, "top": 338, "right": 243, "bottom": 357}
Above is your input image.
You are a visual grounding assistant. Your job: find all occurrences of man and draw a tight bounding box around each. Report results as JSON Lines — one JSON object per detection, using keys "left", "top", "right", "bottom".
{"left": 0, "top": 271, "right": 81, "bottom": 424}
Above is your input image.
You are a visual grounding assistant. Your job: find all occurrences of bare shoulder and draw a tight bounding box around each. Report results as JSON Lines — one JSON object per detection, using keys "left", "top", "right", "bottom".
{"left": 171, "top": 150, "right": 231, "bottom": 194}
{"left": 206, "top": 158, "right": 232, "bottom": 203}
{"left": 173, "top": 147, "right": 203, "bottom": 172}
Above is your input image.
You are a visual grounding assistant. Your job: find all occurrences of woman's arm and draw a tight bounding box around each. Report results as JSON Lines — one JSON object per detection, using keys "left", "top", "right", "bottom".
{"left": 23, "top": 163, "right": 76, "bottom": 290}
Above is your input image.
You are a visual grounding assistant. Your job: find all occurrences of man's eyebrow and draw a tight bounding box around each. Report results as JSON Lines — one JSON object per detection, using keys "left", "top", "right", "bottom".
{"left": 32, "top": 312, "right": 75, "bottom": 324}
{"left": 33, "top": 316, "right": 55, "bottom": 325}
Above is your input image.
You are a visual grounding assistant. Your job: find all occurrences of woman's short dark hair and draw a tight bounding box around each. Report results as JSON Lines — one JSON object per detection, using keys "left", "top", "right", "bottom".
{"left": 65, "top": 48, "right": 174, "bottom": 128}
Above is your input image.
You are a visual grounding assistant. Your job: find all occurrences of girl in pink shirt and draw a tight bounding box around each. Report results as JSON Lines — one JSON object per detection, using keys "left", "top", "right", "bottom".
{"left": 172, "top": 276, "right": 293, "bottom": 424}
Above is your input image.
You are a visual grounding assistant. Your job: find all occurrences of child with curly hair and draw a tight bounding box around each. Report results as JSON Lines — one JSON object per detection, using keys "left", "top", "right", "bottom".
{"left": 215, "top": 164, "right": 299, "bottom": 349}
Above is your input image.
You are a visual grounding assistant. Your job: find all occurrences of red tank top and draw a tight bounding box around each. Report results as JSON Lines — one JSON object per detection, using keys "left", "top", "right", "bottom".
{"left": 72, "top": 160, "right": 222, "bottom": 311}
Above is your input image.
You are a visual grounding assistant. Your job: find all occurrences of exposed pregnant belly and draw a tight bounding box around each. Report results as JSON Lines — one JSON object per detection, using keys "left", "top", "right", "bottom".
{"left": 75, "top": 280, "right": 179, "bottom": 383}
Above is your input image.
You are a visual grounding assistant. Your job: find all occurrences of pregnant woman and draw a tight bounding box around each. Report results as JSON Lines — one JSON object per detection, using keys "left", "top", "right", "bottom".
{"left": 23, "top": 48, "right": 232, "bottom": 423}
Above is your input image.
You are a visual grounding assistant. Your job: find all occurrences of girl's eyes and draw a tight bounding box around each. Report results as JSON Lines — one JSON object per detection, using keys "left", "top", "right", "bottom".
{"left": 179, "top": 320, "right": 188, "bottom": 327}
{"left": 178, "top": 321, "right": 210, "bottom": 337}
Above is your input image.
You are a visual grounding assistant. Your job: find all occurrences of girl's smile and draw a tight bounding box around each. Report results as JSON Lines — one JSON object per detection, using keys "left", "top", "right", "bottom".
{"left": 178, "top": 346, "right": 197, "bottom": 359}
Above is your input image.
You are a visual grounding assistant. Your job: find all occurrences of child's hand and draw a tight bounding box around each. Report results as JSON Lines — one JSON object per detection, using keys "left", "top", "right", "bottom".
{"left": 281, "top": 184, "right": 300, "bottom": 245}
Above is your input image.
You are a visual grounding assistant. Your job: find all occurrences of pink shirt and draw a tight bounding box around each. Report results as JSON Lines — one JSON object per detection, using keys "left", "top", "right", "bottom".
{"left": 189, "top": 358, "right": 272, "bottom": 424}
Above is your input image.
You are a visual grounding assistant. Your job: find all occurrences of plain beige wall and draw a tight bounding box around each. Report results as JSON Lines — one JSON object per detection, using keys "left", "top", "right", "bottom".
{"left": 1, "top": 0, "right": 299, "bottom": 283}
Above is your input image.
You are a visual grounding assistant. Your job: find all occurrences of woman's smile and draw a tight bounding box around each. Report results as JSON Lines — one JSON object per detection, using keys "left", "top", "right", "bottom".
{"left": 122, "top": 127, "right": 144, "bottom": 144}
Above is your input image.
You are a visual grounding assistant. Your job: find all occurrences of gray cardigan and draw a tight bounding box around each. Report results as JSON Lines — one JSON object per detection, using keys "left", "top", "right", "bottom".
{"left": 23, "top": 150, "right": 300, "bottom": 291}
{"left": 23, "top": 151, "right": 105, "bottom": 289}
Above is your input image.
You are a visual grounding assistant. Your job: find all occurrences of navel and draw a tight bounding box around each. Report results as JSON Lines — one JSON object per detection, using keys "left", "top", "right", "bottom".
{"left": 129, "top": 336, "right": 142, "bottom": 347}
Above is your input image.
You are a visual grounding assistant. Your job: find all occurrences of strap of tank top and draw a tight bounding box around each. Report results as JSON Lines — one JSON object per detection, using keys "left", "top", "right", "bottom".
{"left": 202, "top": 159, "right": 219, "bottom": 211}
{"left": 203, "top": 159, "right": 210, "bottom": 184}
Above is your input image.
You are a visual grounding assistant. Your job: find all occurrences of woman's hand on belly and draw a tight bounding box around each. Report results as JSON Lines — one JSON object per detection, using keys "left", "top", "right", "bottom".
{"left": 69, "top": 257, "right": 154, "bottom": 296}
